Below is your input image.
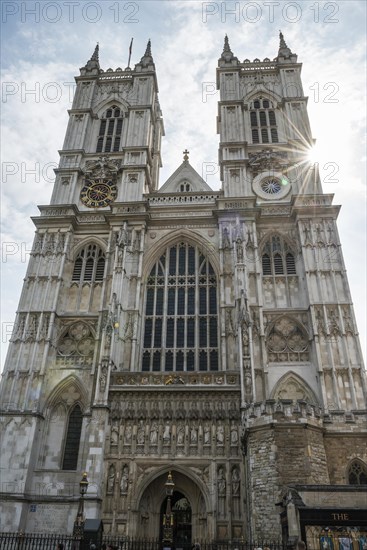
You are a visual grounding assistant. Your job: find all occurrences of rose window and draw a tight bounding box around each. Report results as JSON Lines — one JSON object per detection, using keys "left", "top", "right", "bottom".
{"left": 261, "top": 178, "right": 282, "bottom": 195}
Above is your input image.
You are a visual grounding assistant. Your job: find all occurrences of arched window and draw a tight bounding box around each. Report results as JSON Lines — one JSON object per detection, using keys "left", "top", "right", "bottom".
{"left": 179, "top": 182, "right": 191, "bottom": 192}
{"left": 142, "top": 242, "right": 218, "bottom": 372}
{"left": 96, "top": 105, "right": 123, "bottom": 153}
{"left": 261, "top": 235, "right": 296, "bottom": 276}
{"left": 72, "top": 244, "right": 105, "bottom": 283}
{"left": 62, "top": 404, "right": 83, "bottom": 470}
{"left": 250, "top": 97, "right": 279, "bottom": 144}
{"left": 348, "top": 460, "right": 367, "bottom": 485}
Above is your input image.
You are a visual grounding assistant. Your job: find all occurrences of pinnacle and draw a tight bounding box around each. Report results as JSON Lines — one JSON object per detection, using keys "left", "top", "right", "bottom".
{"left": 145, "top": 39, "right": 152, "bottom": 58}
{"left": 91, "top": 43, "right": 99, "bottom": 62}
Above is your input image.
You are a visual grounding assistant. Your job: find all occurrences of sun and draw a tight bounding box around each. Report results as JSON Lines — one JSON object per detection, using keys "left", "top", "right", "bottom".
{"left": 307, "top": 142, "right": 321, "bottom": 165}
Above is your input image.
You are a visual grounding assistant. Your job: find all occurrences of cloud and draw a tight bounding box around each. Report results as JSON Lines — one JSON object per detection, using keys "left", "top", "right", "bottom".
{"left": 1, "top": 0, "right": 366, "bottom": 367}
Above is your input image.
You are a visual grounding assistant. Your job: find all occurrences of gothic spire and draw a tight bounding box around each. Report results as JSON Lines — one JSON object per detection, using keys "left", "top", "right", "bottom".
{"left": 277, "top": 30, "right": 293, "bottom": 59}
{"left": 219, "top": 34, "right": 237, "bottom": 64}
{"left": 80, "top": 43, "right": 100, "bottom": 74}
{"left": 223, "top": 35, "right": 231, "bottom": 54}
{"left": 91, "top": 43, "right": 99, "bottom": 62}
{"left": 144, "top": 39, "right": 152, "bottom": 58}
{"left": 137, "top": 39, "right": 154, "bottom": 69}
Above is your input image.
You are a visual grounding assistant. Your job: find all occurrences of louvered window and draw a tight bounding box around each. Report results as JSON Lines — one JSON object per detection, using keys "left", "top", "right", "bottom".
{"left": 249, "top": 98, "right": 279, "bottom": 144}
{"left": 286, "top": 253, "right": 296, "bottom": 274}
{"left": 262, "top": 254, "right": 272, "bottom": 275}
{"left": 262, "top": 236, "right": 297, "bottom": 277}
{"left": 96, "top": 105, "right": 123, "bottom": 153}
{"left": 142, "top": 243, "right": 218, "bottom": 372}
{"left": 274, "top": 253, "right": 284, "bottom": 274}
{"left": 72, "top": 244, "right": 105, "bottom": 283}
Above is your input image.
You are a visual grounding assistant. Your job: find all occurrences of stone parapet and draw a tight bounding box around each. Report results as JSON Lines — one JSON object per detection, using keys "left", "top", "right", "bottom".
{"left": 242, "top": 400, "right": 367, "bottom": 431}
{"left": 242, "top": 399, "right": 323, "bottom": 430}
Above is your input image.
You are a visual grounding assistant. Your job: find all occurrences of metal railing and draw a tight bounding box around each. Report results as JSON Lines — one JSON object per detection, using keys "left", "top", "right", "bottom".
{"left": 0, "top": 534, "right": 286, "bottom": 550}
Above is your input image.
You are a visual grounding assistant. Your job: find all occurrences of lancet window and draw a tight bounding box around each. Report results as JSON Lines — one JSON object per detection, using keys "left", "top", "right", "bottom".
{"left": 250, "top": 97, "right": 279, "bottom": 144}
{"left": 62, "top": 404, "right": 83, "bottom": 470}
{"left": 72, "top": 244, "right": 105, "bottom": 283}
{"left": 96, "top": 105, "right": 123, "bottom": 153}
{"left": 262, "top": 235, "right": 296, "bottom": 276}
{"left": 142, "top": 243, "right": 218, "bottom": 372}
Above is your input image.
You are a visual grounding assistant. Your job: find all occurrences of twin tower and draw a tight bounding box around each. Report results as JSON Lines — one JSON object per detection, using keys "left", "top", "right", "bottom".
{"left": 1, "top": 35, "right": 366, "bottom": 542}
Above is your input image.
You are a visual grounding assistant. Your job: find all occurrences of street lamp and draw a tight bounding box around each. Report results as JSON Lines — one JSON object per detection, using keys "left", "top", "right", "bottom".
{"left": 73, "top": 472, "right": 89, "bottom": 538}
{"left": 162, "top": 471, "right": 175, "bottom": 548}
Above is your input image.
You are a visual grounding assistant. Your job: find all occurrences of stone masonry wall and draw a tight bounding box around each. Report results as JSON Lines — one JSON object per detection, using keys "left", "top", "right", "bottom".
{"left": 275, "top": 424, "right": 329, "bottom": 485}
{"left": 323, "top": 413, "right": 367, "bottom": 484}
{"left": 244, "top": 400, "right": 328, "bottom": 539}
{"left": 246, "top": 427, "right": 281, "bottom": 539}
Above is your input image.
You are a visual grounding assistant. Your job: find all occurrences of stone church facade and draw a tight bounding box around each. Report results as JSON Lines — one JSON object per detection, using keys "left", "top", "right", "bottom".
{"left": 1, "top": 36, "right": 366, "bottom": 543}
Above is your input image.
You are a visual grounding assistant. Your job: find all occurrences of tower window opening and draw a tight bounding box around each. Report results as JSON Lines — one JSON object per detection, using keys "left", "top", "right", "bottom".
{"left": 72, "top": 244, "right": 106, "bottom": 284}
{"left": 96, "top": 105, "right": 123, "bottom": 153}
{"left": 262, "top": 236, "right": 297, "bottom": 277}
{"left": 250, "top": 98, "right": 279, "bottom": 144}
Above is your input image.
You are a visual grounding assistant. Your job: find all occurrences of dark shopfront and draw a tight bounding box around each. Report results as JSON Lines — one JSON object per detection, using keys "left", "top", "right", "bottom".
{"left": 297, "top": 508, "right": 367, "bottom": 550}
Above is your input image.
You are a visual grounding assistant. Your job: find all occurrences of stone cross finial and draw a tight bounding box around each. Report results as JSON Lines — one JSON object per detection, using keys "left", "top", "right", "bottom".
{"left": 183, "top": 149, "right": 189, "bottom": 161}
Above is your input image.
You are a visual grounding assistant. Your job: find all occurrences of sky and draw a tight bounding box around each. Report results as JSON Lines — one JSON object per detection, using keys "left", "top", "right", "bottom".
{"left": 1, "top": 0, "right": 366, "bottom": 368}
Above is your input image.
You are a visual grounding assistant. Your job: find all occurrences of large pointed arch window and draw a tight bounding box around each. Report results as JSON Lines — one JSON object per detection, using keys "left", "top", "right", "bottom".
{"left": 96, "top": 105, "right": 123, "bottom": 153}
{"left": 142, "top": 243, "right": 219, "bottom": 372}
{"left": 250, "top": 97, "right": 279, "bottom": 144}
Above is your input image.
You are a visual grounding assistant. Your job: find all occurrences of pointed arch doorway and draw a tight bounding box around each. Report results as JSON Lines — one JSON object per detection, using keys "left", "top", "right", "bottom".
{"left": 135, "top": 469, "right": 211, "bottom": 541}
{"left": 159, "top": 491, "right": 192, "bottom": 547}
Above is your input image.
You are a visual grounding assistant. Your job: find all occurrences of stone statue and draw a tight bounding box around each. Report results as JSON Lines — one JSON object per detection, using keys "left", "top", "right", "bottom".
{"left": 222, "top": 226, "right": 231, "bottom": 249}
{"left": 236, "top": 237, "right": 244, "bottom": 262}
{"left": 163, "top": 422, "right": 171, "bottom": 443}
{"left": 107, "top": 464, "right": 115, "bottom": 494}
{"left": 190, "top": 425, "right": 198, "bottom": 444}
{"left": 150, "top": 422, "right": 158, "bottom": 444}
{"left": 110, "top": 425, "right": 118, "bottom": 446}
{"left": 216, "top": 424, "right": 224, "bottom": 445}
{"left": 99, "top": 361, "right": 108, "bottom": 392}
{"left": 230, "top": 424, "right": 239, "bottom": 445}
{"left": 231, "top": 467, "right": 240, "bottom": 496}
{"left": 204, "top": 423, "right": 211, "bottom": 445}
{"left": 137, "top": 421, "right": 145, "bottom": 445}
{"left": 120, "top": 465, "right": 129, "bottom": 494}
{"left": 177, "top": 424, "right": 185, "bottom": 445}
{"left": 124, "top": 424, "right": 132, "bottom": 445}
{"left": 218, "top": 467, "right": 226, "bottom": 496}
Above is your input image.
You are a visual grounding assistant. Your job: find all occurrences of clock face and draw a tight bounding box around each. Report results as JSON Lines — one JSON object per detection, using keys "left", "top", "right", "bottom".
{"left": 80, "top": 178, "right": 117, "bottom": 208}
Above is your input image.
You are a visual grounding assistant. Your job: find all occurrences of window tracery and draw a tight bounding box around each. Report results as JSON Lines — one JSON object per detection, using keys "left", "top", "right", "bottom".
{"left": 57, "top": 322, "right": 95, "bottom": 365}
{"left": 142, "top": 242, "right": 218, "bottom": 372}
{"left": 267, "top": 317, "right": 309, "bottom": 362}
{"left": 348, "top": 460, "right": 367, "bottom": 485}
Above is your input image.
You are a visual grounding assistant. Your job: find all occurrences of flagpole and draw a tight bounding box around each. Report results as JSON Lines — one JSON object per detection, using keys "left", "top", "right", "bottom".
{"left": 127, "top": 38, "right": 133, "bottom": 68}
